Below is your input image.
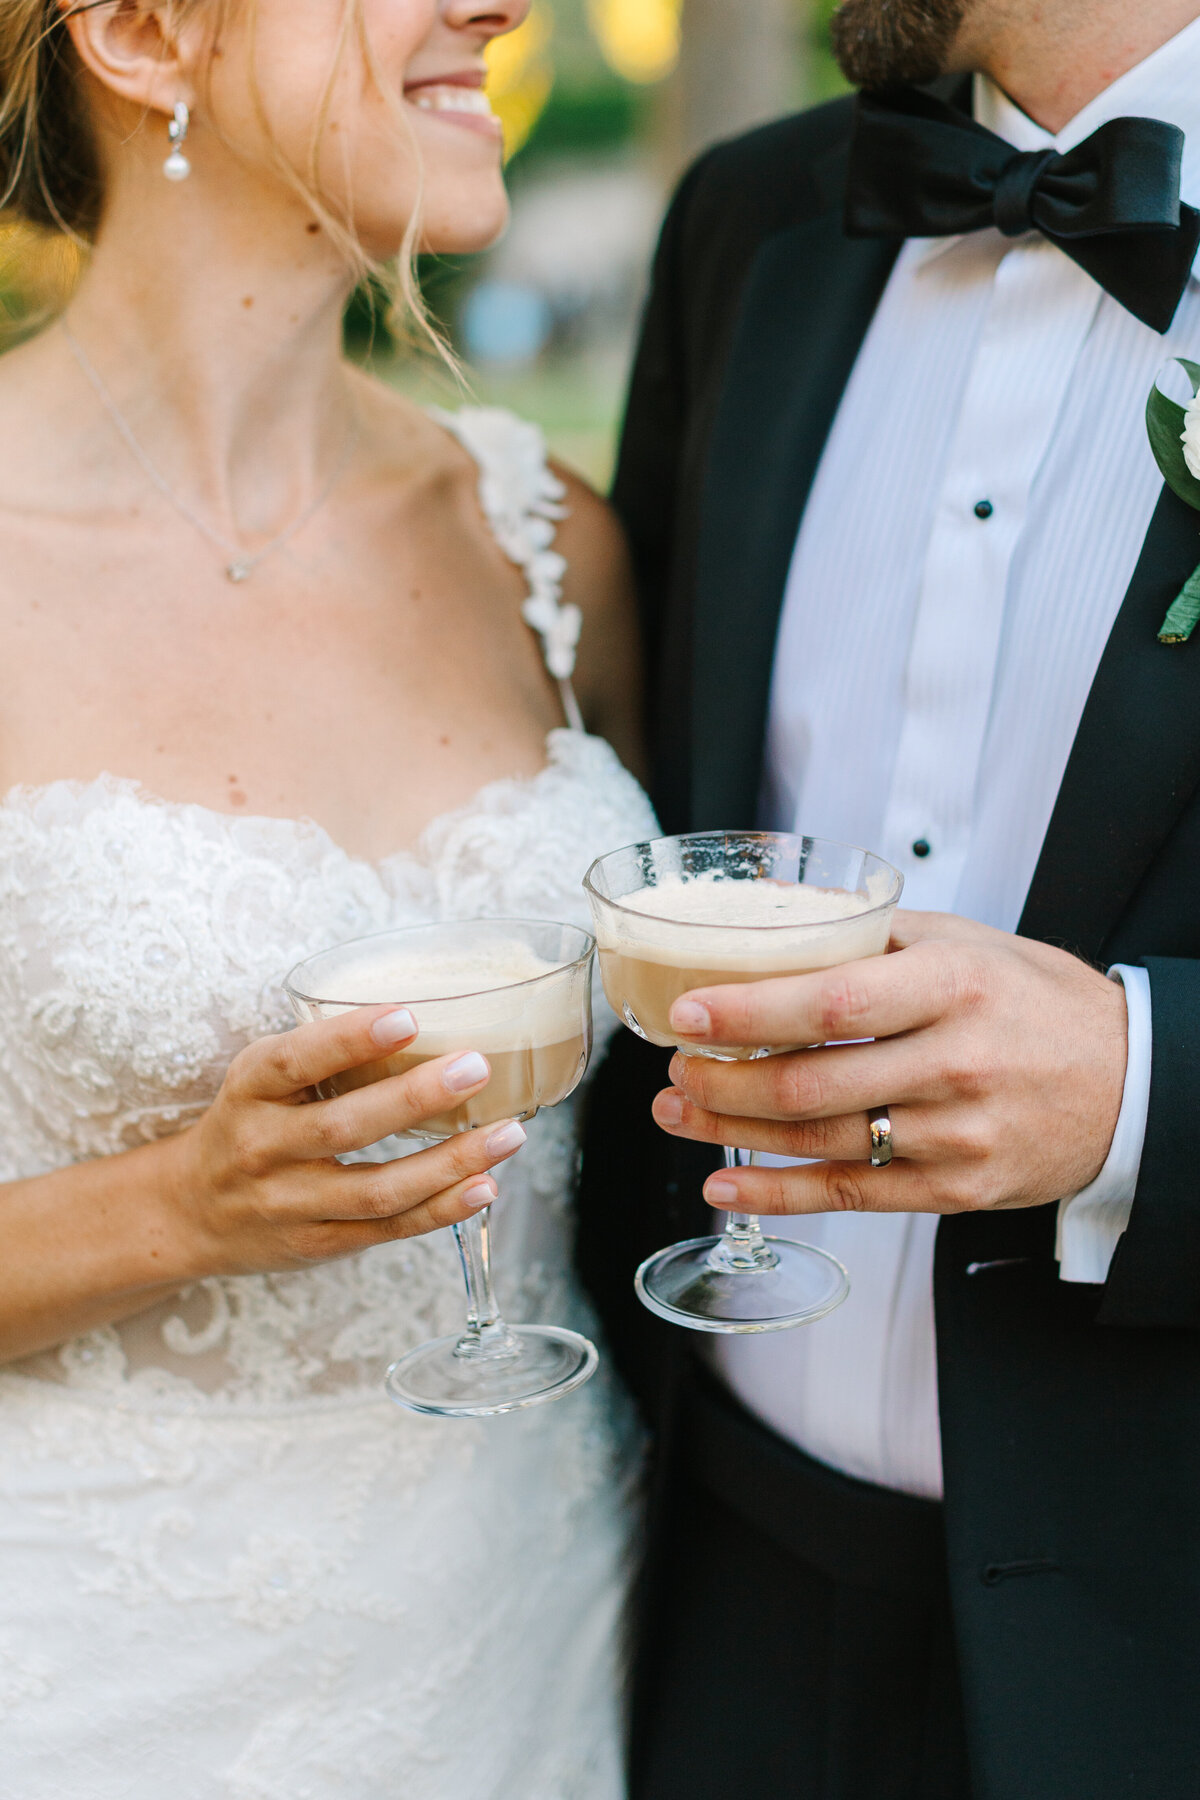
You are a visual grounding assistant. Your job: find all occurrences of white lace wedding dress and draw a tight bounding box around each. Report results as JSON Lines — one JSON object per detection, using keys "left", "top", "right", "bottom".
{"left": 0, "top": 410, "right": 658, "bottom": 1799}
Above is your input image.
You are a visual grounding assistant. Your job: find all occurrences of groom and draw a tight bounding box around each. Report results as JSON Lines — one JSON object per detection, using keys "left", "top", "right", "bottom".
{"left": 578, "top": 0, "right": 1200, "bottom": 1795}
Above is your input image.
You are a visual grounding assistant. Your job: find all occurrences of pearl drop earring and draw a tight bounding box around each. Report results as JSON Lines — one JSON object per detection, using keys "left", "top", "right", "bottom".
{"left": 163, "top": 102, "right": 191, "bottom": 181}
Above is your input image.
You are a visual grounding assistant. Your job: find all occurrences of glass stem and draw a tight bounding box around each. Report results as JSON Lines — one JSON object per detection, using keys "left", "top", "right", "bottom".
{"left": 708, "top": 1148, "right": 780, "bottom": 1274}
{"left": 451, "top": 1205, "right": 520, "bottom": 1363}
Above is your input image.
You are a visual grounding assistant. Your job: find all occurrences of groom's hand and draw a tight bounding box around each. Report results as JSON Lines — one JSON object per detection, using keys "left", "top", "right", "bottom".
{"left": 650, "top": 912, "right": 1129, "bottom": 1217}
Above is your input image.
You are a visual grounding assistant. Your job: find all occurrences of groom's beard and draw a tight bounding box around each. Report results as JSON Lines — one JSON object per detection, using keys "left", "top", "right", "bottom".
{"left": 829, "top": 0, "right": 969, "bottom": 87}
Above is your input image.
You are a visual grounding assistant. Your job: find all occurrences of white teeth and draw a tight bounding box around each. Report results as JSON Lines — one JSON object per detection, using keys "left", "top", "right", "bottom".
{"left": 410, "top": 86, "right": 494, "bottom": 117}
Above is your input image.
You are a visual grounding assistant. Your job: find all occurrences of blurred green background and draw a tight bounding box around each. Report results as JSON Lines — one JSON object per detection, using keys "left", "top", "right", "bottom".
{"left": 0, "top": 0, "right": 845, "bottom": 489}
{"left": 398, "top": 0, "right": 847, "bottom": 485}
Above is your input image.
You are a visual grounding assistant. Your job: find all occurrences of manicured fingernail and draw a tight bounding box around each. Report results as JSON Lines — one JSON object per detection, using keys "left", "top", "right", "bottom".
{"left": 462, "top": 1179, "right": 497, "bottom": 1209}
{"left": 654, "top": 1090, "right": 684, "bottom": 1126}
{"left": 485, "top": 1120, "right": 527, "bottom": 1158}
{"left": 705, "top": 1178, "right": 739, "bottom": 1207}
{"left": 670, "top": 1000, "right": 711, "bottom": 1036}
{"left": 445, "top": 1052, "right": 489, "bottom": 1092}
{"left": 371, "top": 1007, "right": 416, "bottom": 1047}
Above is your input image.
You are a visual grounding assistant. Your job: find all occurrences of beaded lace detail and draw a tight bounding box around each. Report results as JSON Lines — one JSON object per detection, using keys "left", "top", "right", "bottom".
{"left": 433, "top": 406, "right": 585, "bottom": 691}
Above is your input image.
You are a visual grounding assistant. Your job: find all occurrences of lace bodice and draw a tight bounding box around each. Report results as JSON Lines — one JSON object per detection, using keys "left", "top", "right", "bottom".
{"left": 0, "top": 408, "right": 658, "bottom": 1413}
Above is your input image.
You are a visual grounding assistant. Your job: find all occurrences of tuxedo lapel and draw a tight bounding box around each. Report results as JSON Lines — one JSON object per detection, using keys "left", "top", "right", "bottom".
{"left": 1020, "top": 485, "right": 1200, "bottom": 961}
{"left": 689, "top": 195, "right": 898, "bottom": 828}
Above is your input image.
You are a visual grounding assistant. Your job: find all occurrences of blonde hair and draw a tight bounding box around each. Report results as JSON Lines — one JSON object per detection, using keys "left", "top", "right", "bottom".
{"left": 0, "top": 0, "right": 440, "bottom": 352}
{"left": 0, "top": 0, "right": 105, "bottom": 237}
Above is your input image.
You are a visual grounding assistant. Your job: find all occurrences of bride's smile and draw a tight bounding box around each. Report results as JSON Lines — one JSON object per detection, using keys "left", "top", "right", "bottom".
{"left": 403, "top": 71, "right": 504, "bottom": 138}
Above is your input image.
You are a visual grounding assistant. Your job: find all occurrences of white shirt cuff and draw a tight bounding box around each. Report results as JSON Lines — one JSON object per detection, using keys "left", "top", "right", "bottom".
{"left": 1055, "top": 965, "right": 1151, "bottom": 1285}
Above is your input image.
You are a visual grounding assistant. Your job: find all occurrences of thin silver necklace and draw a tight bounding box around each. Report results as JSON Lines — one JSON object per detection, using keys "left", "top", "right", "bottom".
{"left": 62, "top": 318, "right": 359, "bottom": 583}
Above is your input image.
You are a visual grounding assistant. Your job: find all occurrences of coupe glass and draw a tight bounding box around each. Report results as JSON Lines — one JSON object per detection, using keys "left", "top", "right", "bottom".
{"left": 285, "top": 919, "right": 598, "bottom": 1416}
{"left": 584, "top": 832, "right": 902, "bottom": 1333}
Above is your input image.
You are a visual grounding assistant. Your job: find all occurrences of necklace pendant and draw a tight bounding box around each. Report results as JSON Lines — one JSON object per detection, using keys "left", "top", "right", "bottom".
{"left": 226, "top": 560, "right": 252, "bottom": 583}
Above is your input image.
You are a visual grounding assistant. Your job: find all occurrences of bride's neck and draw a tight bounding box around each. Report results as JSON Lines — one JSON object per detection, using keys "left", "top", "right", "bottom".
{"left": 50, "top": 173, "right": 360, "bottom": 530}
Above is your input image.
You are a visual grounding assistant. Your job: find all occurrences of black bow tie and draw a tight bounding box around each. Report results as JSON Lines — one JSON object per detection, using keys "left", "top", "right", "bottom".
{"left": 845, "top": 85, "right": 1200, "bottom": 332}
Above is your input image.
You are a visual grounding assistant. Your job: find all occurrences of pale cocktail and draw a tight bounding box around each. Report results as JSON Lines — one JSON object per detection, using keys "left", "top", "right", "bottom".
{"left": 584, "top": 833, "right": 902, "bottom": 1332}
{"left": 598, "top": 870, "right": 894, "bottom": 1056}
{"left": 285, "top": 919, "right": 596, "bottom": 1415}
{"left": 307, "top": 935, "right": 590, "bottom": 1135}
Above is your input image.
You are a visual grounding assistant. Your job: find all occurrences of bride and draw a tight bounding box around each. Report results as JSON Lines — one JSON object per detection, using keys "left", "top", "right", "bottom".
{"left": 0, "top": 1, "right": 658, "bottom": 1793}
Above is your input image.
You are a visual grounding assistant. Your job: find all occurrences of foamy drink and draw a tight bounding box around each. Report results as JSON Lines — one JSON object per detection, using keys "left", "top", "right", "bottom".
{"left": 296, "top": 938, "right": 590, "bottom": 1139}
{"left": 287, "top": 919, "right": 599, "bottom": 1418}
{"left": 331, "top": 1038, "right": 587, "bottom": 1137}
{"left": 595, "top": 872, "right": 893, "bottom": 1055}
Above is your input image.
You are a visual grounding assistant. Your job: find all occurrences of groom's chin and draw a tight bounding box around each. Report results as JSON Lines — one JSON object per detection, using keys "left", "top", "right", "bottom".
{"left": 829, "top": 0, "right": 970, "bottom": 89}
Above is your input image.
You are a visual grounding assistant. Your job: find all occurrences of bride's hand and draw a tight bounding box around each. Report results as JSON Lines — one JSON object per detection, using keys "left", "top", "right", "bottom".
{"left": 168, "top": 1006, "right": 523, "bottom": 1276}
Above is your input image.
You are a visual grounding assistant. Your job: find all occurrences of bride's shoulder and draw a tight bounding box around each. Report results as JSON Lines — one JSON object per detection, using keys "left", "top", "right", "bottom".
{"left": 363, "top": 377, "right": 631, "bottom": 597}
{"left": 431, "top": 399, "right": 625, "bottom": 550}
{"left": 357, "top": 376, "right": 643, "bottom": 768}
{"left": 550, "top": 457, "right": 644, "bottom": 774}
{"left": 354, "top": 378, "right": 551, "bottom": 514}
{"left": 546, "top": 457, "right": 643, "bottom": 779}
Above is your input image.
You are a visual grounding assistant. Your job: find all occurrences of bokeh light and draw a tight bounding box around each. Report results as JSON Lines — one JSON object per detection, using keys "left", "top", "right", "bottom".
{"left": 0, "top": 222, "right": 82, "bottom": 340}
{"left": 486, "top": 6, "right": 556, "bottom": 160}
{"left": 587, "top": 0, "right": 683, "bottom": 86}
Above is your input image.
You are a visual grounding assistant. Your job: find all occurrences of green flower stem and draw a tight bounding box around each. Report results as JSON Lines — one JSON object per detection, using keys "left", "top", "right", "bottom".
{"left": 1158, "top": 558, "right": 1200, "bottom": 643}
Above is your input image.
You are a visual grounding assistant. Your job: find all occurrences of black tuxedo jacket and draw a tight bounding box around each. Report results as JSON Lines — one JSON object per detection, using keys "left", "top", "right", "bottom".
{"left": 577, "top": 95, "right": 1200, "bottom": 1799}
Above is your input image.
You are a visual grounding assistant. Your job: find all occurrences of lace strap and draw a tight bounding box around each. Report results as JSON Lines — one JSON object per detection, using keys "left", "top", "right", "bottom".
{"left": 430, "top": 406, "right": 585, "bottom": 732}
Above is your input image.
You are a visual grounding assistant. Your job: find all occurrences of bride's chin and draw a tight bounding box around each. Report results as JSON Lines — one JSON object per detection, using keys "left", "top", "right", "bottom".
{"left": 344, "top": 195, "right": 506, "bottom": 263}
{"left": 354, "top": 199, "right": 509, "bottom": 262}
{"left": 416, "top": 189, "right": 512, "bottom": 259}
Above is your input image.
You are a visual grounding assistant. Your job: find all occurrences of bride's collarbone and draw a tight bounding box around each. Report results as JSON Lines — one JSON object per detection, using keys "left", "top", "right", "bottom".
{"left": 0, "top": 461, "right": 561, "bottom": 648}
{"left": 0, "top": 388, "right": 581, "bottom": 856}
{"left": 0, "top": 579, "right": 567, "bottom": 864}
{"left": 0, "top": 717, "right": 565, "bottom": 868}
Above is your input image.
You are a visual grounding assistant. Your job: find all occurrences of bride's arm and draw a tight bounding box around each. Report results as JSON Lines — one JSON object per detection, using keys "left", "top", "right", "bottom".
{"left": 0, "top": 1006, "right": 525, "bottom": 1364}
{"left": 0, "top": 1137, "right": 221, "bottom": 1358}
{"left": 552, "top": 469, "right": 647, "bottom": 779}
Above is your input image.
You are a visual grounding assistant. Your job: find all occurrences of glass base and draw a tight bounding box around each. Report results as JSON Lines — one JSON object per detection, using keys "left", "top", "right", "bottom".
{"left": 634, "top": 1235, "right": 850, "bottom": 1334}
{"left": 385, "top": 1324, "right": 598, "bottom": 1418}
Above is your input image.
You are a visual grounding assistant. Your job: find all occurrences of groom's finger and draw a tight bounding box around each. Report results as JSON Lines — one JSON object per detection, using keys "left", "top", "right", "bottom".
{"left": 886, "top": 908, "right": 998, "bottom": 951}
{"left": 701, "top": 1156, "right": 954, "bottom": 1218}
{"left": 651, "top": 1088, "right": 936, "bottom": 1163}
{"left": 667, "top": 1032, "right": 945, "bottom": 1123}
{"left": 667, "top": 940, "right": 955, "bottom": 1052}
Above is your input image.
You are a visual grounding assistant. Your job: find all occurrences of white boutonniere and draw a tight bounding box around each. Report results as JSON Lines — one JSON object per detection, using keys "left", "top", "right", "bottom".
{"left": 1147, "top": 358, "right": 1200, "bottom": 642}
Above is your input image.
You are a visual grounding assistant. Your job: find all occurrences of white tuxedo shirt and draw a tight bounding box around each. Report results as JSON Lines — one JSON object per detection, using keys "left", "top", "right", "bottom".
{"left": 713, "top": 18, "right": 1200, "bottom": 1498}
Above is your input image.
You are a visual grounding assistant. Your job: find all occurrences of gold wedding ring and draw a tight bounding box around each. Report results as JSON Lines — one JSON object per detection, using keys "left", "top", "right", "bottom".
{"left": 869, "top": 1111, "right": 894, "bottom": 1168}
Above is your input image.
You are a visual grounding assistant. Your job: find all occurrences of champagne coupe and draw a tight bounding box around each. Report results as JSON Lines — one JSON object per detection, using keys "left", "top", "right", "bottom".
{"left": 285, "top": 919, "right": 598, "bottom": 1416}
{"left": 584, "top": 832, "right": 903, "bottom": 1333}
